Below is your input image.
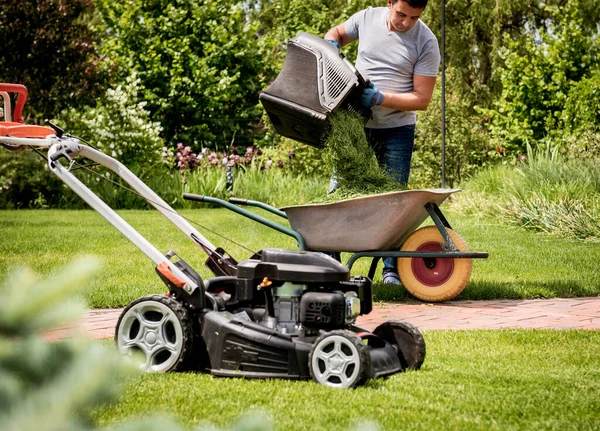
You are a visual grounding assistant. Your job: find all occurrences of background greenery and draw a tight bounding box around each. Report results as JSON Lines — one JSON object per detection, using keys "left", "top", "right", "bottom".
{"left": 2, "top": 0, "right": 600, "bottom": 208}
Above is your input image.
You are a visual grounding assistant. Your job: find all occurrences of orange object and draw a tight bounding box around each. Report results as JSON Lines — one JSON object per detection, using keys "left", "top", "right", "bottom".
{"left": 0, "top": 124, "right": 54, "bottom": 138}
{"left": 259, "top": 277, "right": 272, "bottom": 288}
{"left": 156, "top": 261, "right": 187, "bottom": 289}
{"left": 0, "top": 83, "right": 28, "bottom": 123}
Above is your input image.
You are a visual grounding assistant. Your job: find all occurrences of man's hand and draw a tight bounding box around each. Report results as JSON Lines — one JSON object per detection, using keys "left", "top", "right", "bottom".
{"left": 324, "top": 39, "right": 340, "bottom": 50}
{"left": 361, "top": 82, "right": 384, "bottom": 107}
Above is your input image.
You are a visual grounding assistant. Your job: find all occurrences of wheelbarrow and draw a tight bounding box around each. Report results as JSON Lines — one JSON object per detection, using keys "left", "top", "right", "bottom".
{"left": 184, "top": 190, "right": 489, "bottom": 303}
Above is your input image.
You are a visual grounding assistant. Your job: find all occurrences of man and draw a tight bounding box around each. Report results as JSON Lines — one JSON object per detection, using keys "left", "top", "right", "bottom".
{"left": 324, "top": 0, "right": 440, "bottom": 285}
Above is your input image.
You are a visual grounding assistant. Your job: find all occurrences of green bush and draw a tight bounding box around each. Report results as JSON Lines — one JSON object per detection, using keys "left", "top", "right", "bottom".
{"left": 58, "top": 74, "right": 165, "bottom": 170}
{"left": 484, "top": 0, "right": 600, "bottom": 156}
{"left": 95, "top": 0, "right": 267, "bottom": 148}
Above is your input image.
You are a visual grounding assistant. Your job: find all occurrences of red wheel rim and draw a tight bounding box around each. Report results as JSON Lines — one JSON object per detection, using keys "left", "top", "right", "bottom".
{"left": 411, "top": 242, "right": 454, "bottom": 287}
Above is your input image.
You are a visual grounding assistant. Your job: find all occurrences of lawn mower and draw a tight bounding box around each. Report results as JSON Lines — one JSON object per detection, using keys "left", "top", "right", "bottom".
{"left": 0, "top": 34, "right": 428, "bottom": 388}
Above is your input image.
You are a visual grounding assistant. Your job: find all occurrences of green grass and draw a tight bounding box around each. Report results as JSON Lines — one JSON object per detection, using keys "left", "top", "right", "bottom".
{"left": 92, "top": 330, "right": 600, "bottom": 430}
{"left": 1, "top": 208, "right": 599, "bottom": 307}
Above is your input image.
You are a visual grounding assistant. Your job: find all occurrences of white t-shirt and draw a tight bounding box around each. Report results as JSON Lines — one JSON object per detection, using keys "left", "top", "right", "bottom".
{"left": 345, "top": 7, "right": 440, "bottom": 128}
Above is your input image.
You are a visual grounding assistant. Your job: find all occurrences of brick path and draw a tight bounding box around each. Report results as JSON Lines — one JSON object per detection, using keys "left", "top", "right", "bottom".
{"left": 45, "top": 297, "right": 600, "bottom": 341}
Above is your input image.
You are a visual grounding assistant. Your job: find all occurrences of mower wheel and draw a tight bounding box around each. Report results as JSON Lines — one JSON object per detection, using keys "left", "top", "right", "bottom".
{"left": 115, "top": 294, "right": 194, "bottom": 373}
{"left": 398, "top": 226, "right": 472, "bottom": 302}
{"left": 373, "top": 320, "right": 426, "bottom": 370}
{"left": 308, "top": 330, "right": 370, "bottom": 389}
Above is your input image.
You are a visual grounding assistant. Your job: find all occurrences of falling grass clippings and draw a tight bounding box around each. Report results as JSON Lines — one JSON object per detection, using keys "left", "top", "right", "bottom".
{"left": 312, "top": 109, "right": 403, "bottom": 203}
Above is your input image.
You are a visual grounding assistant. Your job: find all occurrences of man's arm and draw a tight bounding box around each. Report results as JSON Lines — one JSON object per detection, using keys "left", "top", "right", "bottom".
{"left": 324, "top": 24, "right": 355, "bottom": 48}
{"left": 379, "top": 75, "right": 437, "bottom": 111}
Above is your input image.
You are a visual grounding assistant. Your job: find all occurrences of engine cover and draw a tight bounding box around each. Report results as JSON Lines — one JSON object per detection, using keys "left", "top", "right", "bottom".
{"left": 300, "top": 291, "right": 346, "bottom": 328}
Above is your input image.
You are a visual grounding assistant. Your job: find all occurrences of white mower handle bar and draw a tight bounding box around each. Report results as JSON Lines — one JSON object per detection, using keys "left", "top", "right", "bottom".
{"left": 1, "top": 135, "right": 218, "bottom": 294}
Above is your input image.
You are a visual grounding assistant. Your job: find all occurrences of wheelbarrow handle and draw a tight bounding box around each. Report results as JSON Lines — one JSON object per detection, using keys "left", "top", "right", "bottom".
{"left": 228, "top": 197, "right": 288, "bottom": 219}
{"left": 183, "top": 193, "right": 206, "bottom": 202}
{"left": 184, "top": 193, "right": 305, "bottom": 250}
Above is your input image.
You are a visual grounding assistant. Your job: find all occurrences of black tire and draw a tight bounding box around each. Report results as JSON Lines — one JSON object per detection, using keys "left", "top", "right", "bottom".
{"left": 115, "top": 294, "right": 194, "bottom": 372}
{"left": 373, "top": 320, "right": 426, "bottom": 370}
{"left": 308, "top": 330, "right": 371, "bottom": 389}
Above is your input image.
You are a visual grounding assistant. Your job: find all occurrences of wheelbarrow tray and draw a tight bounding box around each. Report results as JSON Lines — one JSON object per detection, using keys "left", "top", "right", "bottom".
{"left": 281, "top": 189, "right": 459, "bottom": 252}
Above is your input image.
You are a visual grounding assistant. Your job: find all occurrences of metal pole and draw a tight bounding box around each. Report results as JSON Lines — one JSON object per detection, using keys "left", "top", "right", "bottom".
{"left": 441, "top": 0, "right": 446, "bottom": 188}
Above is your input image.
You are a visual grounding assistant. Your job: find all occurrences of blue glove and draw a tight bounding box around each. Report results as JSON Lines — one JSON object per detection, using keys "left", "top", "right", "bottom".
{"left": 361, "top": 82, "right": 384, "bottom": 107}
{"left": 324, "top": 39, "right": 340, "bottom": 50}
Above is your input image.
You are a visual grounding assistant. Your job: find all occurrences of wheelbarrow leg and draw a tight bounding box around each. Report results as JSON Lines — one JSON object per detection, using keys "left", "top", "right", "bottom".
{"left": 368, "top": 257, "right": 381, "bottom": 281}
{"left": 425, "top": 203, "right": 458, "bottom": 252}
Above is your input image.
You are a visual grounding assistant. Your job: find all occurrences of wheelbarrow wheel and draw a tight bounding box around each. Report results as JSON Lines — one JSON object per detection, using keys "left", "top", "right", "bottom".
{"left": 115, "top": 294, "right": 194, "bottom": 373}
{"left": 398, "top": 226, "right": 472, "bottom": 302}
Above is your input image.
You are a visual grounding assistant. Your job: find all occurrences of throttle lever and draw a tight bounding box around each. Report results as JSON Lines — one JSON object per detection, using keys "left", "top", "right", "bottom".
{"left": 45, "top": 119, "right": 64, "bottom": 138}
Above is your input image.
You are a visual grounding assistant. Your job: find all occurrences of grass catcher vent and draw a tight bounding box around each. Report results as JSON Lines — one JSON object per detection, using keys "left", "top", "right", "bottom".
{"left": 259, "top": 32, "right": 371, "bottom": 148}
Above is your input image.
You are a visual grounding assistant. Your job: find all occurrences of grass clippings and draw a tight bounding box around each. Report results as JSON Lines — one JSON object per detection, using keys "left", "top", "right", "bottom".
{"left": 314, "top": 109, "right": 402, "bottom": 203}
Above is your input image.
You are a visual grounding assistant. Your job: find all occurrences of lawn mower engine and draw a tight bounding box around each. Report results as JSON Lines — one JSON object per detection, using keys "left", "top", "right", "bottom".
{"left": 196, "top": 249, "right": 423, "bottom": 388}
{"left": 259, "top": 32, "right": 371, "bottom": 148}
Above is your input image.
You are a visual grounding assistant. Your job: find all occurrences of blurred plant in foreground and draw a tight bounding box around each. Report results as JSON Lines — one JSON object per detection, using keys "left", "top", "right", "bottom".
{"left": 0, "top": 259, "right": 276, "bottom": 431}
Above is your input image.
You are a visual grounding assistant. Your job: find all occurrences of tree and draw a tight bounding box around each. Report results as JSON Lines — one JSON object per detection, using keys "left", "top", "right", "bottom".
{"left": 0, "top": 0, "right": 108, "bottom": 121}
{"left": 486, "top": 0, "right": 600, "bottom": 155}
{"left": 95, "top": 0, "right": 268, "bottom": 149}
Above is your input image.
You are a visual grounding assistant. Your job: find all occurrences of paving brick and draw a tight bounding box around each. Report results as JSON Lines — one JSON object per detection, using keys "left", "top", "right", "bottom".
{"left": 43, "top": 297, "right": 600, "bottom": 340}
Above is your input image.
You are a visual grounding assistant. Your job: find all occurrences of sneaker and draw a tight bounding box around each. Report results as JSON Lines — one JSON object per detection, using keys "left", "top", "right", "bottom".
{"left": 382, "top": 268, "right": 401, "bottom": 285}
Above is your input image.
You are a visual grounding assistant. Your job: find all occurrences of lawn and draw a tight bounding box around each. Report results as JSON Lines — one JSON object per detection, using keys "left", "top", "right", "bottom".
{"left": 2, "top": 208, "right": 599, "bottom": 430}
{"left": 1, "top": 208, "right": 599, "bottom": 307}
{"left": 93, "top": 330, "right": 600, "bottom": 430}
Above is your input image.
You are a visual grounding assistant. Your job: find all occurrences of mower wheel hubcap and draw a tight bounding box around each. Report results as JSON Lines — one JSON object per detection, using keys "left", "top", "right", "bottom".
{"left": 116, "top": 300, "right": 184, "bottom": 372}
{"left": 311, "top": 335, "right": 361, "bottom": 388}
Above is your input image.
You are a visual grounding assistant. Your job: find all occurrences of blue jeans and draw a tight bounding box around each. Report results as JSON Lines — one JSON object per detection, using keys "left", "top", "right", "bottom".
{"left": 365, "top": 124, "right": 415, "bottom": 270}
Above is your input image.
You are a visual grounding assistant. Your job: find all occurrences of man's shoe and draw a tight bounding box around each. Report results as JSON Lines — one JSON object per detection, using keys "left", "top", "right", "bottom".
{"left": 382, "top": 268, "right": 401, "bottom": 285}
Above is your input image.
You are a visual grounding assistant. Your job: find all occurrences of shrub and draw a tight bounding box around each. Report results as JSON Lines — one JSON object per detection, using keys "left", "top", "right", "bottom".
{"left": 0, "top": 259, "right": 278, "bottom": 430}
{"left": 58, "top": 74, "right": 165, "bottom": 170}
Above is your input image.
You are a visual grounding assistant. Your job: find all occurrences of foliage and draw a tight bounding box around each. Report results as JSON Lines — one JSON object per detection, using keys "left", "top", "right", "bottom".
{"left": 58, "top": 74, "right": 165, "bottom": 169}
{"left": 0, "top": 142, "right": 328, "bottom": 209}
{"left": 412, "top": 70, "right": 492, "bottom": 188}
{"left": 94, "top": 0, "right": 268, "bottom": 148}
{"left": 452, "top": 144, "right": 600, "bottom": 240}
{"left": 0, "top": 259, "right": 136, "bottom": 430}
{"left": 0, "top": 0, "right": 109, "bottom": 121}
{"left": 0, "top": 149, "right": 67, "bottom": 209}
{"left": 484, "top": 0, "right": 600, "bottom": 156}
{"left": 561, "top": 68, "right": 600, "bottom": 138}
